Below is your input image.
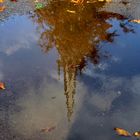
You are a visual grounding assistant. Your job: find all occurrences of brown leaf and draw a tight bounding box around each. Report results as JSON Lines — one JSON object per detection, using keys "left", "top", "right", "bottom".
{"left": 114, "top": 127, "right": 131, "bottom": 137}
{"left": 0, "top": 82, "right": 5, "bottom": 90}
{"left": 133, "top": 131, "right": 140, "bottom": 137}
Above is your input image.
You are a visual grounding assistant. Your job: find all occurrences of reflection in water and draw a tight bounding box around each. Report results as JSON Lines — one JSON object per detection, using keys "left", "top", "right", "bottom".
{"left": 64, "top": 65, "right": 76, "bottom": 120}
{"left": 1, "top": 1, "right": 140, "bottom": 140}
{"left": 31, "top": 0, "right": 132, "bottom": 120}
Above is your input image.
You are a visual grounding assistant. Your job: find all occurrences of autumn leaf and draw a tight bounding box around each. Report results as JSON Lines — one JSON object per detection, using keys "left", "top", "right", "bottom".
{"left": 133, "top": 131, "right": 140, "bottom": 137}
{"left": 114, "top": 127, "right": 131, "bottom": 137}
{"left": 0, "top": 82, "right": 5, "bottom": 90}
{"left": 0, "top": 6, "right": 5, "bottom": 12}
{"left": 130, "top": 19, "right": 140, "bottom": 24}
{"left": 0, "top": 0, "right": 4, "bottom": 3}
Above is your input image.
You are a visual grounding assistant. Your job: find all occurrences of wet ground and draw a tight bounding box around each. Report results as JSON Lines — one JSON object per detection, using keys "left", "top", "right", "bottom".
{"left": 0, "top": 0, "right": 140, "bottom": 140}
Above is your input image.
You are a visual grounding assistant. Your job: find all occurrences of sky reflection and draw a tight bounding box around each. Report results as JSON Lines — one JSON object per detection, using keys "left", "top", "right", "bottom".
{"left": 0, "top": 0, "right": 140, "bottom": 140}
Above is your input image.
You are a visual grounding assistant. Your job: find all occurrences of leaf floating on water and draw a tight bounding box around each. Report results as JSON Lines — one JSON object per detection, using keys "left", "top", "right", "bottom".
{"left": 130, "top": 19, "right": 140, "bottom": 24}
{"left": 0, "top": 6, "right": 5, "bottom": 12}
{"left": 66, "top": 10, "right": 76, "bottom": 14}
{"left": 0, "top": 0, "right": 4, "bottom": 3}
{"left": 114, "top": 127, "right": 131, "bottom": 137}
{"left": 0, "top": 82, "right": 5, "bottom": 90}
{"left": 41, "top": 126, "right": 56, "bottom": 133}
{"left": 133, "top": 131, "right": 140, "bottom": 137}
{"left": 114, "top": 128, "right": 140, "bottom": 138}
{"left": 0, "top": 0, "right": 5, "bottom": 13}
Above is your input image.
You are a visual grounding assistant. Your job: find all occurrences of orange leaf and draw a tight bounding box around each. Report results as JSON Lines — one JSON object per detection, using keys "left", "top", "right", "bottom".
{"left": 0, "top": 6, "right": 5, "bottom": 12}
{"left": 131, "top": 19, "right": 140, "bottom": 24}
{"left": 0, "top": 0, "right": 4, "bottom": 3}
{"left": 114, "top": 127, "right": 131, "bottom": 137}
{"left": 133, "top": 131, "right": 140, "bottom": 137}
{"left": 0, "top": 82, "right": 5, "bottom": 90}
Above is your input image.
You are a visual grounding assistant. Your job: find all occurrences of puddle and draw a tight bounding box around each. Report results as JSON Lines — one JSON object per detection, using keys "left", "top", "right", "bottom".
{"left": 0, "top": 0, "right": 140, "bottom": 140}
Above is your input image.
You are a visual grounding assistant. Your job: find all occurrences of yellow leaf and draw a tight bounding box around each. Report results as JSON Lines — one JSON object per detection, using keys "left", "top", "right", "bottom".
{"left": 114, "top": 127, "right": 131, "bottom": 137}
{"left": 0, "top": 0, "right": 4, "bottom": 3}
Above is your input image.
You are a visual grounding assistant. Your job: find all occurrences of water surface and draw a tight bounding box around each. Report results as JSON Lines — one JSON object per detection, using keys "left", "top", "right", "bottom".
{"left": 0, "top": 0, "right": 140, "bottom": 140}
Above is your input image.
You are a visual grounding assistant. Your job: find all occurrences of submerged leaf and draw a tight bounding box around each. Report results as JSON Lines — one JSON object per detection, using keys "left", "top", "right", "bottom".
{"left": 114, "top": 127, "right": 131, "bottom": 137}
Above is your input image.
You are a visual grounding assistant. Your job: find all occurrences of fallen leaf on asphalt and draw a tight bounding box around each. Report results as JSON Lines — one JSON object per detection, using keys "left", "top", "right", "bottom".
{"left": 133, "top": 131, "right": 140, "bottom": 137}
{"left": 0, "top": 82, "right": 5, "bottom": 90}
{"left": 114, "top": 127, "right": 131, "bottom": 137}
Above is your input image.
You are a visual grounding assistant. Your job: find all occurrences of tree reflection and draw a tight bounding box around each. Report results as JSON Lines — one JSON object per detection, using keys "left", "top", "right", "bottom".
{"left": 31, "top": 0, "right": 131, "bottom": 120}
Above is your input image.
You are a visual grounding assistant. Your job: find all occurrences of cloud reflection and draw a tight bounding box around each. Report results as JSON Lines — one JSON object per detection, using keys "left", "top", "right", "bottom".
{"left": 67, "top": 71, "right": 140, "bottom": 140}
{"left": 9, "top": 79, "right": 66, "bottom": 138}
{"left": 8, "top": 68, "right": 140, "bottom": 140}
{"left": 0, "top": 16, "right": 38, "bottom": 56}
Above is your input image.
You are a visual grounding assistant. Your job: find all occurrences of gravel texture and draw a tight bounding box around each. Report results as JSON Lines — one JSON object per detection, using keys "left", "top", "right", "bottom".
{"left": 0, "top": 0, "right": 48, "bottom": 22}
